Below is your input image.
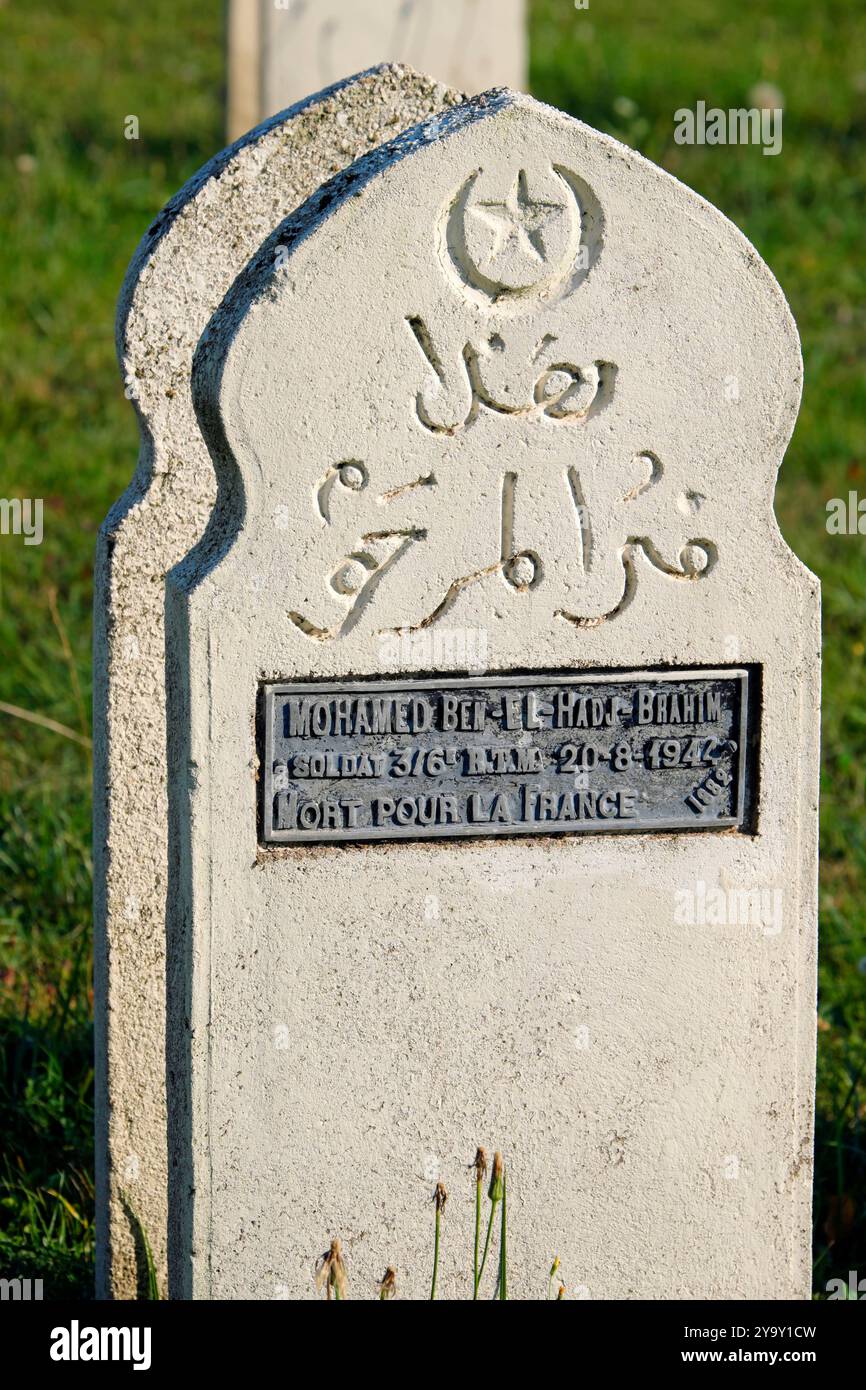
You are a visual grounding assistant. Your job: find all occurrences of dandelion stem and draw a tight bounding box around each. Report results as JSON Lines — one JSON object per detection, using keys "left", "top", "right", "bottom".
{"left": 498, "top": 1167, "right": 507, "bottom": 1300}
{"left": 430, "top": 1182, "right": 447, "bottom": 1300}
{"left": 471, "top": 1147, "right": 488, "bottom": 1299}
{"left": 431, "top": 1205, "right": 442, "bottom": 1299}
{"left": 473, "top": 1173, "right": 482, "bottom": 1298}
{"left": 478, "top": 1150, "right": 504, "bottom": 1294}
{"left": 477, "top": 1201, "right": 497, "bottom": 1291}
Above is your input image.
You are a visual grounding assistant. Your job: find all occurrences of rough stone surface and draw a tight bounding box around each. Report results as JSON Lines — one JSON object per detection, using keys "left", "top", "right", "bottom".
{"left": 95, "top": 65, "right": 459, "bottom": 1301}
{"left": 167, "top": 91, "right": 819, "bottom": 1299}
{"left": 227, "top": 0, "right": 526, "bottom": 139}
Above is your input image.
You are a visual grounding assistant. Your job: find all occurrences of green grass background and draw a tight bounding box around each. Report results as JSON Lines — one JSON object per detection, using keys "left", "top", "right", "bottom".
{"left": 0, "top": 0, "right": 863, "bottom": 1298}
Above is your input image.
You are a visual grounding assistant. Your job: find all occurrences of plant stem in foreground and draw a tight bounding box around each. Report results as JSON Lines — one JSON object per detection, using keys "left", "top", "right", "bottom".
{"left": 473, "top": 1175, "right": 482, "bottom": 1297}
{"left": 431, "top": 1182, "right": 447, "bottom": 1300}
{"left": 498, "top": 1167, "right": 507, "bottom": 1300}
{"left": 472, "top": 1147, "right": 487, "bottom": 1299}
{"left": 477, "top": 1151, "right": 504, "bottom": 1294}
{"left": 477, "top": 1205, "right": 496, "bottom": 1291}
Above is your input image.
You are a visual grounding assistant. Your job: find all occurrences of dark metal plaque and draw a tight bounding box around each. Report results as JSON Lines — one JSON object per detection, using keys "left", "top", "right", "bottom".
{"left": 260, "top": 669, "right": 752, "bottom": 845}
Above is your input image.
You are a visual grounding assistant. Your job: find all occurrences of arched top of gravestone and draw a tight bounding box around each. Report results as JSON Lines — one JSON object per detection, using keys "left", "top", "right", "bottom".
{"left": 109, "top": 64, "right": 461, "bottom": 525}
{"left": 186, "top": 90, "right": 808, "bottom": 649}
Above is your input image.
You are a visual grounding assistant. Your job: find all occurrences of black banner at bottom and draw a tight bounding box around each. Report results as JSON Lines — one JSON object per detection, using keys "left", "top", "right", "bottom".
{"left": 2, "top": 1296, "right": 856, "bottom": 1374}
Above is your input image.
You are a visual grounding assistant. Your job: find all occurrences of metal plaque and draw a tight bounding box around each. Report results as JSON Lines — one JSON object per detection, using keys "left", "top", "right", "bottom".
{"left": 261, "top": 669, "right": 754, "bottom": 845}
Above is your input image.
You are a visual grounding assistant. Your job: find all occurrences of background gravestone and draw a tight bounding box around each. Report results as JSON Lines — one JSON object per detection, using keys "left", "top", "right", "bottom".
{"left": 167, "top": 90, "right": 818, "bottom": 1298}
{"left": 226, "top": 0, "right": 526, "bottom": 139}
{"left": 96, "top": 65, "right": 457, "bottom": 1300}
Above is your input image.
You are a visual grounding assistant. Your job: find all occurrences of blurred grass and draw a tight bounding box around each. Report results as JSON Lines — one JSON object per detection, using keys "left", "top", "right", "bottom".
{"left": 0, "top": 0, "right": 864, "bottom": 1297}
{"left": 0, "top": 0, "right": 224, "bottom": 1299}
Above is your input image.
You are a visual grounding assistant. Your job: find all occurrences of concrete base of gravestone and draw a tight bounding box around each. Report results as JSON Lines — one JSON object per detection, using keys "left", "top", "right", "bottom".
{"left": 166, "top": 89, "right": 818, "bottom": 1298}
{"left": 95, "top": 65, "right": 459, "bottom": 1301}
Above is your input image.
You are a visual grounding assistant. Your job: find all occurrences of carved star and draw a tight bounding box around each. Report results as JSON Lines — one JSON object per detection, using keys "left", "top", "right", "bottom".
{"left": 468, "top": 169, "right": 567, "bottom": 265}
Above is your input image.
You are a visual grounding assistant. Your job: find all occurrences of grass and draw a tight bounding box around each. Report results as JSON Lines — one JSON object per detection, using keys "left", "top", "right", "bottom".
{"left": 0, "top": 0, "right": 224, "bottom": 1300}
{"left": 0, "top": 0, "right": 864, "bottom": 1298}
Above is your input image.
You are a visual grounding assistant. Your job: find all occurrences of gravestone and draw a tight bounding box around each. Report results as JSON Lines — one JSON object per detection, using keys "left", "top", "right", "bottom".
{"left": 226, "top": 0, "right": 526, "bottom": 139}
{"left": 95, "top": 65, "right": 458, "bottom": 1300}
{"left": 165, "top": 89, "right": 819, "bottom": 1299}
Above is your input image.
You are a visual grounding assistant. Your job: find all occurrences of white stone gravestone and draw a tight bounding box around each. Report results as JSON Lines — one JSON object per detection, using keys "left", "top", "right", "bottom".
{"left": 95, "top": 65, "right": 458, "bottom": 1300}
{"left": 226, "top": 0, "right": 526, "bottom": 139}
{"left": 166, "top": 89, "right": 818, "bottom": 1299}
